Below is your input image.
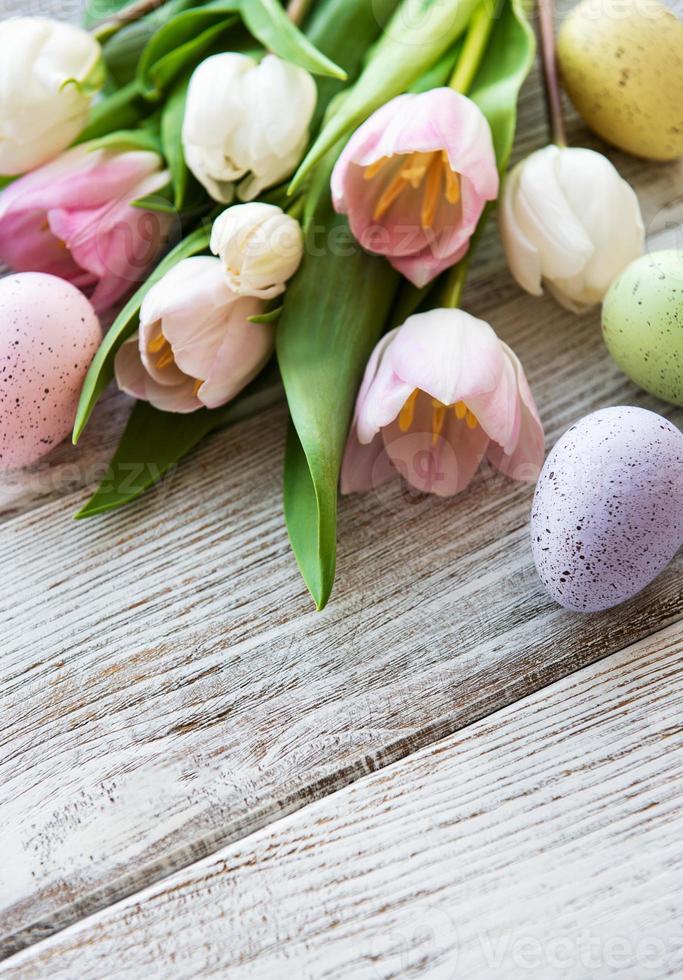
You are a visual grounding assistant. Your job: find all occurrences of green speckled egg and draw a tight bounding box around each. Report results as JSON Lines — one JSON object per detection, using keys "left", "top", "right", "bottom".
{"left": 602, "top": 250, "right": 683, "bottom": 406}
{"left": 558, "top": 0, "right": 683, "bottom": 161}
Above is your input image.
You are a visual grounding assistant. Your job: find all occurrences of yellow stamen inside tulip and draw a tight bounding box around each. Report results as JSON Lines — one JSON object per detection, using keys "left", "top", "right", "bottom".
{"left": 442, "top": 152, "right": 461, "bottom": 204}
{"left": 363, "top": 156, "right": 390, "bottom": 181}
{"left": 147, "top": 332, "right": 167, "bottom": 354}
{"left": 420, "top": 155, "right": 443, "bottom": 230}
{"left": 372, "top": 171, "right": 409, "bottom": 222}
{"left": 192, "top": 378, "right": 203, "bottom": 396}
{"left": 398, "top": 388, "right": 418, "bottom": 432}
{"left": 399, "top": 152, "right": 433, "bottom": 188}
{"left": 397, "top": 391, "right": 479, "bottom": 439}
{"left": 156, "top": 347, "right": 175, "bottom": 370}
{"left": 431, "top": 399, "right": 447, "bottom": 444}
{"left": 366, "top": 150, "right": 461, "bottom": 230}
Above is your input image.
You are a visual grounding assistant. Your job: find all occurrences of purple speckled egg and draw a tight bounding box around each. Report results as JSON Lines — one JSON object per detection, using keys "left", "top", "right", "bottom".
{"left": 0, "top": 273, "right": 100, "bottom": 470}
{"left": 531, "top": 406, "right": 683, "bottom": 612}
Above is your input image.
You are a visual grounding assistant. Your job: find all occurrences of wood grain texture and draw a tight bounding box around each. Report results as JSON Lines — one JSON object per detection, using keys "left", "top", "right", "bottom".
{"left": 2, "top": 288, "right": 681, "bottom": 957}
{"left": 1, "top": 2, "right": 682, "bottom": 962}
{"left": 3, "top": 623, "right": 682, "bottom": 979}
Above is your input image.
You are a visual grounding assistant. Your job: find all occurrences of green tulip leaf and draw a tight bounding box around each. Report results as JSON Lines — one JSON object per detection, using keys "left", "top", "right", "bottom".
{"left": 289, "top": 0, "right": 481, "bottom": 192}
{"left": 161, "top": 75, "right": 192, "bottom": 208}
{"left": 305, "top": 0, "right": 402, "bottom": 130}
{"left": 101, "top": 0, "right": 196, "bottom": 87}
{"left": 277, "top": 166, "right": 399, "bottom": 609}
{"left": 146, "top": 20, "right": 235, "bottom": 97}
{"left": 77, "top": 82, "right": 149, "bottom": 143}
{"left": 84, "top": 127, "right": 162, "bottom": 154}
{"left": 131, "top": 185, "right": 177, "bottom": 211}
{"left": 137, "top": 3, "right": 240, "bottom": 98}
{"left": 248, "top": 306, "right": 282, "bottom": 324}
{"left": 73, "top": 224, "right": 211, "bottom": 444}
{"left": 241, "top": 0, "right": 346, "bottom": 80}
{"left": 468, "top": 0, "right": 536, "bottom": 172}
{"left": 76, "top": 365, "right": 283, "bottom": 518}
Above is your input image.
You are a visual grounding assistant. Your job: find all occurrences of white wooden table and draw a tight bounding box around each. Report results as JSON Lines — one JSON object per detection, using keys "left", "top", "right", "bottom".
{"left": 1, "top": 3, "right": 682, "bottom": 976}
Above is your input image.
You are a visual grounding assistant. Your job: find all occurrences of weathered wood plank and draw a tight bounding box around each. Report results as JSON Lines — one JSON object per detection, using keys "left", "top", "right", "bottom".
{"left": 3, "top": 622, "right": 682, "bottom": 979}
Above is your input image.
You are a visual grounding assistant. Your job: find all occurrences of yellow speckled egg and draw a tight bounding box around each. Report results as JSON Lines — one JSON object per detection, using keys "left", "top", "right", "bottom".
{"left": 558, "top": 0, "right": 683, "bottom": 161}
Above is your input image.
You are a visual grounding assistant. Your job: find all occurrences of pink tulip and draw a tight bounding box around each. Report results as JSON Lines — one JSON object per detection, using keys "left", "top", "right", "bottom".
{"left": 115, "top": 256, "right": 273, "bottom": 413}
{"left": 331, "top": 89, "right": 499, "bottom": 288}
{"left": 0, "top": 144, "right": 172, "bottom": 312}
{"left": 341, "top": 308, "right": 545, "bottom": 497}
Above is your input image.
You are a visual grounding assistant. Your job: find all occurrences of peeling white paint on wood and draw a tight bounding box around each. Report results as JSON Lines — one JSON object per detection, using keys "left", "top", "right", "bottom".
{"left": 3, "top": 623, "right": 682, "bottom": 979}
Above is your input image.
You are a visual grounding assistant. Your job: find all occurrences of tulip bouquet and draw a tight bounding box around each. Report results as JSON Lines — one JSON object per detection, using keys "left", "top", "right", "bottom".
{"left": 0, "top": 0, "right": 653, "bottom": 609}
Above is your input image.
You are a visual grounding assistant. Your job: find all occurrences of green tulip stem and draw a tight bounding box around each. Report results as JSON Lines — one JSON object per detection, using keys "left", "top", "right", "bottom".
{"left": 441, "top": 255, "right": 471, "bottom": 310}
{"left": 538, "top": 0, "right": 567, "bottom": 146}
{"left": 285, "top": 0, "right": 313, "bottom": 24}
{"left": 449, "top": 1, "right": 496, "bottom": 95}
{"left": 91, "top": 0, "right": 167, "bottom": 41}
{"left": 441, "top": 1, "right": 496, "bottom": 310}
{"left": 286, "top": 194, "right": 306, "bottom": 221}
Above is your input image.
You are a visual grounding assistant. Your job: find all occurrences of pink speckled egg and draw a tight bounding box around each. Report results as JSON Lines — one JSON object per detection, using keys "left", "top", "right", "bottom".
{"left": 0, "top": 273, "right": 100, "bottom": 470}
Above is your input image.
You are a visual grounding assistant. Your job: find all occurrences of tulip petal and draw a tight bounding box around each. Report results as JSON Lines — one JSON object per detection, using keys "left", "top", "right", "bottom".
{"left": 141, "top": 255, "right": 234, "bottom": 323}
{"left": 340, "top": 427, "right": 396, "bottom": 494}
{"left": 199, "top": 302, "right": 273, "bottom": 408}
{"left": 499, "top": 163, "right": 543, "bottom": 296}
{"left": 374, "top": 309, "right": 506, "bottom": 410}
{"left": 0, "top": 206, "right": 93, "bottom": 285}
{"left": 181, "top": 53, "right": 251, "bottom": 150}
{"left": 148, "top": 258, "right": 239, "bottom": 382}
{"left": 486, "top": 343, "right": 545, "bottom": 482}
{"left": 115, "top": 336, "right": 199, "bottom": 413}
{"left": 553, "top": 147, "right": 644, "bottom": 306}
{"left": 389, "top": 238, "right": 470, "bottom": 290}
{"left": 115, "top": 335, "right": 152, "bottom": 400}
{"left": 0, "top": 147, "right": 163, "bottom": 216}
{"left": 511, "top": 145, "right": 594, "bottom": 281}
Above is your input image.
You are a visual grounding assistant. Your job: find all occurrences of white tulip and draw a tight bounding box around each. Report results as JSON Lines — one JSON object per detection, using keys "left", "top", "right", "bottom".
{"left": 499, "top": 145, "right": 644, "bottom": 313}
{"left": 0, "top": 18, "right": 103, "bottom": 176}
{"left": 210, "top": 203, "right": 304, "bottom": 299}
{"left": 182, "top": 52, "right": 317, "bottom": 204}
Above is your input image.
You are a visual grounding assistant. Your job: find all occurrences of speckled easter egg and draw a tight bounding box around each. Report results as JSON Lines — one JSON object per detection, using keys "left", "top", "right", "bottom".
{"left": 0, "top": 273, "right": 100, "bottom": 470}
{"left": 531, "top": 406, "right": 683, "bottom": 612}
{"left": 557, "top": 0, "right": 683, "bottom": 161}
{"left": 602, "top": 251, "right": 683, "bottom": 406}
